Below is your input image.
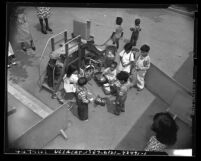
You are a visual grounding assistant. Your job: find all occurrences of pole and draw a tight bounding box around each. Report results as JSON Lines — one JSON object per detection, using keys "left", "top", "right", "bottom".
{"left": 51, "top": 38, "right": 55, "bottom": 51}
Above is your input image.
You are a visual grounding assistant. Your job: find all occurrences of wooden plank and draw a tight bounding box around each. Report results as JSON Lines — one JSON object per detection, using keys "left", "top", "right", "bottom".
{"left": 8, "top": 81, "right": 53, "bottom": 119}
{"left": 11, "top": 103, "right": 72, "bottom": 149}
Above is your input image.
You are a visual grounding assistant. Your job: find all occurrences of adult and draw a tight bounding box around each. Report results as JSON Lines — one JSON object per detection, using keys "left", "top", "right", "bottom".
{"left": 144, "top": 112, "right": 178, "bottom": 152}
{"left": 36, "top": 7, "right": 53, "bottom": 34}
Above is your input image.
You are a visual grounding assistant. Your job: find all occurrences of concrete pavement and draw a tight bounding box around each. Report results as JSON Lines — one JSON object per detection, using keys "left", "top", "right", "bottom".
{"left": 7, "top": 6, "right": 194, "bottom": 150}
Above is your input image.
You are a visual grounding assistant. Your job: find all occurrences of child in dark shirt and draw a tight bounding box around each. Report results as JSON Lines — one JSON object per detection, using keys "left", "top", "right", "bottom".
{"left": 130, "top": 18, "right": 141, "bottom": 47}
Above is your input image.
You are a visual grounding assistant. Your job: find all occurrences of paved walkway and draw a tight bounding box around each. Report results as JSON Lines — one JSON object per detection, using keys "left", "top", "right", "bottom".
{"left": 7, "top": 6, "right": 194, "bottom": 150}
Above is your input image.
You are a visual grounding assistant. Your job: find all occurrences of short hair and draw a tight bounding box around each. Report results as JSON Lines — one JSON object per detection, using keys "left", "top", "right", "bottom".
{"left": 116, "top": 17, "right": 123, "bottom": 25}
{"left": 124, "top": 43, "right": 133, "bottom": 52}
{"left": 77, "top": 77, "right": 88, "bottom": 86}
{"left": 116, "top": 71, "right": 129, "bottom": 83}
{"left": 135, "top": 18, "right": 141, "bottom": 25}
{"left": 151, "top": 112, "right": 178, "bottom": 145}
{"left": 111, "top": 61, "right": 118, "bottom": 68}
{"left": 140, "top": 44, "right": 150, "bottom": 53}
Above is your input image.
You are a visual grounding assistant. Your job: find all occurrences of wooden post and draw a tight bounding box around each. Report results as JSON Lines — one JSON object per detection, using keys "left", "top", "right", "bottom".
{"left": 78, "top": 36, "right": 82, "bottom": 74}
{"left": 86, "top": 21, "right": 91, "bottom": 40}
{"left": 53, "top": 43, "right": 69, "bottom": 94}
{"left": 64, "top": 31, "right": 67, "bottom": 43}
{"left": 51, "top": 38, "right": 55, "bottom": 51}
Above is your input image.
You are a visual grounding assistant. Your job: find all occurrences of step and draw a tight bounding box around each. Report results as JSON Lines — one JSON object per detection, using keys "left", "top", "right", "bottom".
{"left": 8, "top": 81, "right": 53, "bottom": 119}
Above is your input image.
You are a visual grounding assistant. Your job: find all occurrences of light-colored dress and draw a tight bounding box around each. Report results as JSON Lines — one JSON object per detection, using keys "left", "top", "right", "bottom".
{"left": 135, "top": 54, "right": 150, "bottom": 89}
{"left": 118, "top": 50, "right": 134, "bottom": 73}
{"left": 102, "top": 67, "right": 117, "bottom": 82}
{"left": 112, "top": 25, "right": 123, "bottom": 42}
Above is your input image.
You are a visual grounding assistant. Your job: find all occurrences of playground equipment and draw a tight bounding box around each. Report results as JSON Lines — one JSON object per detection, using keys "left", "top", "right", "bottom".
{"left": 38, "top": 20, "right": 117, "bottom": 99}
{"left": 39, "top": 30, "right": 82, "bottom": 95}
{"left": 7, "top": 18, "right": 193, "bottom": 151}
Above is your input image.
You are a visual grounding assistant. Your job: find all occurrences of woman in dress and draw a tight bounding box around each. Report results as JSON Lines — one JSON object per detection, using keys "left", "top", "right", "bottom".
{"left": 144, "top": 112, "right": 178, "bottom": 152}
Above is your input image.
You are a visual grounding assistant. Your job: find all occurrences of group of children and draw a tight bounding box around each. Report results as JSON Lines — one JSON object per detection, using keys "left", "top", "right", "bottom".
{"left": 58, "top": 44, "right": 150, "bottom": 119}
{"left": 54, "top": 15, "right": 150, "bottom": 120}
{"left": 110, "top": 17, "right": 141, "bottom": 50}
{"left": 8, "top": 8, "right": 179, "bottom": 152}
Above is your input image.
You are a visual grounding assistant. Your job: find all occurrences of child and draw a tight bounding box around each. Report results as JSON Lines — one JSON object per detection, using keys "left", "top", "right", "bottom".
{"left": 76, "top": 77, "right": 91, "bottom": 121}
{"left": 113, "top": 71, "right": 130, "bottom": 115}
{"left": 135, "top": 44, "right": 151, "bottom": 91}
{"left": 130, "top": 18, "right": 141, "bottom": 47}
{"left": 118, "top": 43, "right": 135, "bottom": 74}
{"left": 16, "top": 8, "right": 36, "bottom": 52}
{"left": 104, "top": 45, "right": 117, "bottom": 68}
{"left": 36, "top": 7, "right": 52, "bottom": 34}
{"left": 110, "top": 17, "right": 124, "bottom": 50}
{"left": 100, "top": 61, "right": 118, "bottom": 85}
{"left": 144, "top": 112, "right": 178, "bottom": 152}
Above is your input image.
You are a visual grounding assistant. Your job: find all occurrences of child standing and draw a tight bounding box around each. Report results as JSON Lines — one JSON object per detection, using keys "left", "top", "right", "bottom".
{"left": 130, "top": 18, "right": 141, "bottom": 47}
{"left": 135, "top": 44, "right": 151, "bottom": 91}
{"left": 8, "top": 42, "right": 17, "bottom": 68}
{"left": 113, "top": 71, "right": 130, "bottom": 115}
{"left": 16, "top": 8, "right": 36, "bottom": 52}
{"left": 118, "top": 43, "right": 135, "bottom": 74}
{"left": 110, "top": 17, "right": 124, "bottom": 50}
{"left": 76, "top": 77, "right": 91, "bottom": 121}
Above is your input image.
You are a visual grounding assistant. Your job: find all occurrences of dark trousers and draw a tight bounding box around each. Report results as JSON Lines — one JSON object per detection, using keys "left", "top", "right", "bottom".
{"left": 114, "top": 94, "right": 127, "bottom": 115}
{"left": 76, "top": 98, "right": 88, "bottom": 121}
{"left": 130, "top": 38, "right": 137, "bottom": 46}
{"left": 130, "top": 33, "right": 139, "bottom": 47}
